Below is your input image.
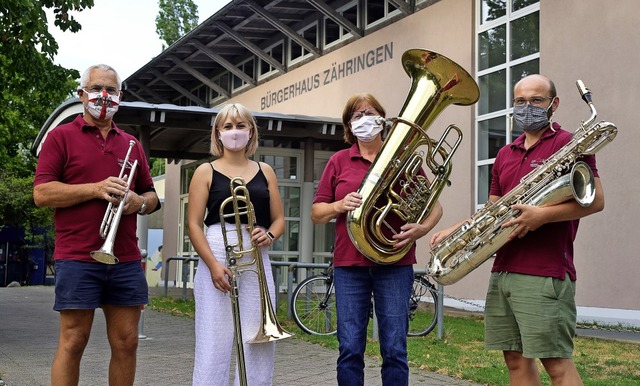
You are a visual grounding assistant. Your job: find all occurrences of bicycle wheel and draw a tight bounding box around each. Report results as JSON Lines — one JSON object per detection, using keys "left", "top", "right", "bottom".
{"left": 291, "top": 274, "right": 337, "bottom": 336}
{"left": 407, "top": 275, "right": 438, "bottom": 337}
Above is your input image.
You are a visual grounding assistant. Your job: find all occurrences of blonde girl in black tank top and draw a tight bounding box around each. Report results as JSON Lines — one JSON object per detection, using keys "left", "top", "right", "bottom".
{"left": 187, "top": 103, "right": 285, "bottom": 386}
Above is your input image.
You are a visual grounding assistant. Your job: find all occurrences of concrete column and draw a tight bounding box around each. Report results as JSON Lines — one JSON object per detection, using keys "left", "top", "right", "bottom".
{"left": 137, "top": 126, "right": 151, "bottom": 260}
{"left": 300, "top": 138, "right": 315, "bottom": 266}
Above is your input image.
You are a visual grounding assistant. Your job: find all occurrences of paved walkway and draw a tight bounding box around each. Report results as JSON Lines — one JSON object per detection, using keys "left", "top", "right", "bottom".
{"left": 2, "top": 286, "right": 638, "bottom": 386}
{"left": 0, "top": 286, "right": 480, "bottom": 386}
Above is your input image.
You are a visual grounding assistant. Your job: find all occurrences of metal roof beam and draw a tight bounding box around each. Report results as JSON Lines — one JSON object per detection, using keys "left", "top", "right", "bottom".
{"left": 240, "top": 0, "right": 321, "bottom": 57}
{"left": 124, "top": 88, "right": 148, "bottom": 103}
{"left": 189, "top": 40, "right": 256, "bottom": 86}
{"left": 168, "top": 55, "right": 231, "bottom": 98}
{"left": 212, "top": 20, "right": 286, "bottom": 74}
{"left": 307, "top": 0, "right": 363, "bottom": 37}
{"left": 130, "top": 82, "right": 170, "bottom": 104}
{"left": 149, "top": 69, "right": 207, "bottom": 106}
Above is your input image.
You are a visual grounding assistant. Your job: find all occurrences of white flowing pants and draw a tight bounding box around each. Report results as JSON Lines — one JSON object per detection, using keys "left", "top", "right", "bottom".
{"left": 192, "top": 224, "right": 276, "bottom": 386}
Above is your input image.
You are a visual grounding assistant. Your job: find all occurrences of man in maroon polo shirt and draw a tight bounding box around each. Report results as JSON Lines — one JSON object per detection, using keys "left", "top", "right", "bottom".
{"left": 33, "top": 64, "right": 160, "bottom": 386}
{"left": 431, "top": 74, "right": 605, "bottom": 385}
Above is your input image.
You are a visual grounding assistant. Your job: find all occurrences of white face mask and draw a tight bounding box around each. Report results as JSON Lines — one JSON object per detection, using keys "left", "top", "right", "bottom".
{"left": 351, "top": 115, "right": 383, "bottom": 142}
{"left": 84, "top": 90, "right": 120, "bottom": 120}
{"left": 219, "top": 129, "right": 250, "bottom": 151}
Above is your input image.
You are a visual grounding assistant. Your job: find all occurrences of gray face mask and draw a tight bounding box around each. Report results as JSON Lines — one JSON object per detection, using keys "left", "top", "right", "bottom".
{"left": 513, "top": 100, "right": 554, "bottom": 132}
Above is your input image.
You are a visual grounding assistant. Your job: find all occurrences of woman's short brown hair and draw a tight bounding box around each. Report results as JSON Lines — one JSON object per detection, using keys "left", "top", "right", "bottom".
{"left": 341, "top": 93, "right": 386, "bottom": 144}
{"left": 210, "top": 103, "right": 259, "bottom": 157}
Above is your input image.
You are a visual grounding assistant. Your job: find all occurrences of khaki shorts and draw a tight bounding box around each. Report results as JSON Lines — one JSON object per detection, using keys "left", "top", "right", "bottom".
{"left": 484, "top": 272, "right": 577, "bottom": 358}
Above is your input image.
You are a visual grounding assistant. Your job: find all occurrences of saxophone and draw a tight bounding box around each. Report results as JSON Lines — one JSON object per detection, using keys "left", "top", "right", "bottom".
{"left": 347, "top": 49, "right": 480, "bottom": 264}
{"left": 427, "top": 80, "right": 617, "bottom": 285}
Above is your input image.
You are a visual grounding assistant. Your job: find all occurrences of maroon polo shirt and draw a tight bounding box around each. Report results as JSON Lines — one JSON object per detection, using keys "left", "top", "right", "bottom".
{"left": 313, "top": 143, "right": 417, "bottom": 267}
{"left": 34, "top": 114, "right": 155, "bottom": 263}
{"left": 489, "top": 122, "right": 599, "bottom": 280}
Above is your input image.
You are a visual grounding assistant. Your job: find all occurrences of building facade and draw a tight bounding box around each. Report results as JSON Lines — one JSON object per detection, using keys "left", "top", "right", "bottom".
{"left": 125, "top": 0, "right": 639, "bottom": 323}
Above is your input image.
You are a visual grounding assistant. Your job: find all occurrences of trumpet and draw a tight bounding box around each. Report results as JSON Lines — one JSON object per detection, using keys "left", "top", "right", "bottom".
{"left": 90, "top": 140, "right": 137, "bottom": 264}
{"left": 220, "top": 176, "right": 293, "bottom": 386}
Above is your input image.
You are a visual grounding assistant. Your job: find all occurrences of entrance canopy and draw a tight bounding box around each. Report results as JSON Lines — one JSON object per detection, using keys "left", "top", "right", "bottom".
{"left": 32, "top": 99, "right": 344, "bottom": 162}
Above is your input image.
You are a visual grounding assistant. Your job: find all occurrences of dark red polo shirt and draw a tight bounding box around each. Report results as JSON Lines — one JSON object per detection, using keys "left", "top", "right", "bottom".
{"left": 34, "top": 115, "right": 155, "bottom": 263}
{"left": 489, "top": 122, "right": 599, "bottom": 280}
{"left": 313, "top": 143, "right": 417, "bottom": 267}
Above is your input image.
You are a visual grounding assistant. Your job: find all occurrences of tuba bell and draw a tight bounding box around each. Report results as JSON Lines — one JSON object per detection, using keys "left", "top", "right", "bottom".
{"left": 347, "top": 49, "right": 480, "bottom": 264}
{"left": 220, "top": 176, "right": 293, "bottom": 386}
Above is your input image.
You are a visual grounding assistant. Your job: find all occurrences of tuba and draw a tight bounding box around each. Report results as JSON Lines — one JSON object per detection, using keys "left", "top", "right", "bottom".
{"left": 347, "top": 49, "right": 480, "bottom": 264}
{"left": 428, "top": 80, "right": 618, "bottom": 285}
{"left": 220, "top": 177, "right": 293, "bottom": 386}
{"left": 91, "top": 140, "right": 138, "bottom": 264}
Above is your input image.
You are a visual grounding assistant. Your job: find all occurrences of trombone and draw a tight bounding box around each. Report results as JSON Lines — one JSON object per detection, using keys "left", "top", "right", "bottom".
{"left": 90, "top": 140, "right": 137, "bottom": 264}
{"left": 220, "top": 176, "right": 293, "bottom": 386}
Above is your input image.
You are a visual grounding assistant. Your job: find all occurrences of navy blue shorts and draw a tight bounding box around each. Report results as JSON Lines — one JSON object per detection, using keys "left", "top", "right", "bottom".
{"left": 53, "top": 260, "right": 148, "bottom": 311}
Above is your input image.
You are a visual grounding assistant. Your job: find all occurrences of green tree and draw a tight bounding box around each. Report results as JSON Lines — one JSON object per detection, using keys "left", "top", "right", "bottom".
{"left": 154, "top": 0, "right": 198, "bottom": 170}
{"left": 0, "top": 0, "right": 94, "bottom": 250}
{"left": 155, "top": 0, "right": 199, "bottom": 49}
{"left": 150, "top": 157, "right": 166, "bottom": 177}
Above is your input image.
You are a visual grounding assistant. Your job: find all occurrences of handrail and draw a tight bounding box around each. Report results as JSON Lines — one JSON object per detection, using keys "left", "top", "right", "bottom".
{"left": 159, "top": 257, "right": 444, "bottom": 339}
{"left": 163, "top": 256, "right": 199, "bottom": 298}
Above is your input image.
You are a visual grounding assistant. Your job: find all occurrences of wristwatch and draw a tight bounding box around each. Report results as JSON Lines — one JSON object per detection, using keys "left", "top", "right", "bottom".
{"left": 266, "top": 231, "right": 275, "bottom": 241}
{"left": 138, "top": 195, "right": 147, "bottom": 215}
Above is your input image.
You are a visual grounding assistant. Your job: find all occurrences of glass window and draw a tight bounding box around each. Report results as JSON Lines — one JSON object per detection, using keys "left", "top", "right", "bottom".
{"left": 324, "top": 1, "right": 357, "bottom": 48}
{"left": 324, "top": 18, "right": 341, "bottom": 46}
{"left": 510, "top": 11, "right": 539, "bottom": 60}
{"left": 478, "top": 117, "right": 506, "bottom": 160}
{"left": 477, "top": 164, "right": 493, "bottom": 204}
{"left": 259, "top": 42, "right": 284, "bottom": 78}
{"left": 510, "top": 58, "right": 539, "bottom": 94}
{"left": 291, "top": 23, "right": 317, "bottom": 63}
{"left": 233, "top": 59, "right": 254, "bottom": 92}
{"left": 280, "top": 186, "right": 300, "bottom": 218}
{"left": 259, "top": 154, "right": 298, "bottom": 180}
{"left": 313, "top": 157, "right": 329, "bottom": 181}
{"left": 313, "top": 222, "right": 335, "bottom": 254}
{"left": 512, "top": 0, "right": 537, "bottom": 12}
{"left": 476, "top": 0, "right": 539, "bottom": 208}
{"left": 366, "top": 1, "right": 385, "bottom": 25}
{"left": 478, "top": 25, "right": 506, "bottom": 70}
{"left": 478, "top": 70, "right": 506, "bottom": 115}
{"left": 480, "top": 0, "right": 506, "bottom": 24}
{"left": 509, "top": 114, "right": 524, "bottom": 142}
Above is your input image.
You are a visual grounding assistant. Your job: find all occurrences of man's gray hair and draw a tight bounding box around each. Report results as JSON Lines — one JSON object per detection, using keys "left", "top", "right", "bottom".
{"left": 79, "top": 64, "right": 123, "bottom": 90}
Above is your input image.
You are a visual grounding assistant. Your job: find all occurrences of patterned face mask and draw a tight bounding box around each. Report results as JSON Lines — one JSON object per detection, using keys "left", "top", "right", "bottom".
{"left": 84, "top": 90, "right": 120, "bottom": 120}
{"left": 350, "top": 115, "right": 383, "bottom": 142}
{"left": 513, "top": 98, "right": 555, "bottom": 132}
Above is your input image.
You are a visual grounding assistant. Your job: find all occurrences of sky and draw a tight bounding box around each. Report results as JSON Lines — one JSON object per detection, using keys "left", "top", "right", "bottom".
{"left": 47, "top": 0, "right": 231, "bottom": 81}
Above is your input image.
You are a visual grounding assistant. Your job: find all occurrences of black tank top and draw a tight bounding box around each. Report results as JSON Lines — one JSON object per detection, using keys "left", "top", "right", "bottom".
{"left": 203, "top": 162, "right": 272, "bottom": 229}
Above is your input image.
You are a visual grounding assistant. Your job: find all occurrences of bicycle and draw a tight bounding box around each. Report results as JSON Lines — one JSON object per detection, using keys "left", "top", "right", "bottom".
{"left": 290, "top": 261, "right": 439, "bottom": 337}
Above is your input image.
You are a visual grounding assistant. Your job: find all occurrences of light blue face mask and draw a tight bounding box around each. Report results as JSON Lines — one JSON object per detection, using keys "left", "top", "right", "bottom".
{"left": 513, "top": 99, "right": 554, "bottom": 132}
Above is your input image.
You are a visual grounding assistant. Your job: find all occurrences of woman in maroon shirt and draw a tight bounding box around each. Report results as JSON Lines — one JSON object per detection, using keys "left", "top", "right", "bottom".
{"left": 312, "top": 93, "right": 442, "bottom": 386}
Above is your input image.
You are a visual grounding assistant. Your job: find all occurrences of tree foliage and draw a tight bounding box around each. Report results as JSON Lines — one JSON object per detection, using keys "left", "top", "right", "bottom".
{"left": 155, "top": 0, "right": 199, "bottom": 49}
{"left": 0, "top": 0, "right": 94, "bottom": 247}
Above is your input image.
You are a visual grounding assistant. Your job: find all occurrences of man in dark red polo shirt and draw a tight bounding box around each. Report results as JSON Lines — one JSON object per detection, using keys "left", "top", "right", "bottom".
{"left": 33, "top": 64, "right": 160, "bottom": 386}
{"left": 431, "top": 74, "right": 605, "bottom": 385}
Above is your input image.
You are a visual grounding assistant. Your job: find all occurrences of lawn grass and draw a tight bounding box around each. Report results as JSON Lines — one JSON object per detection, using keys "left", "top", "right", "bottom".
{"left": 148, "top": 296, "right": 640, "bottom": 386}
